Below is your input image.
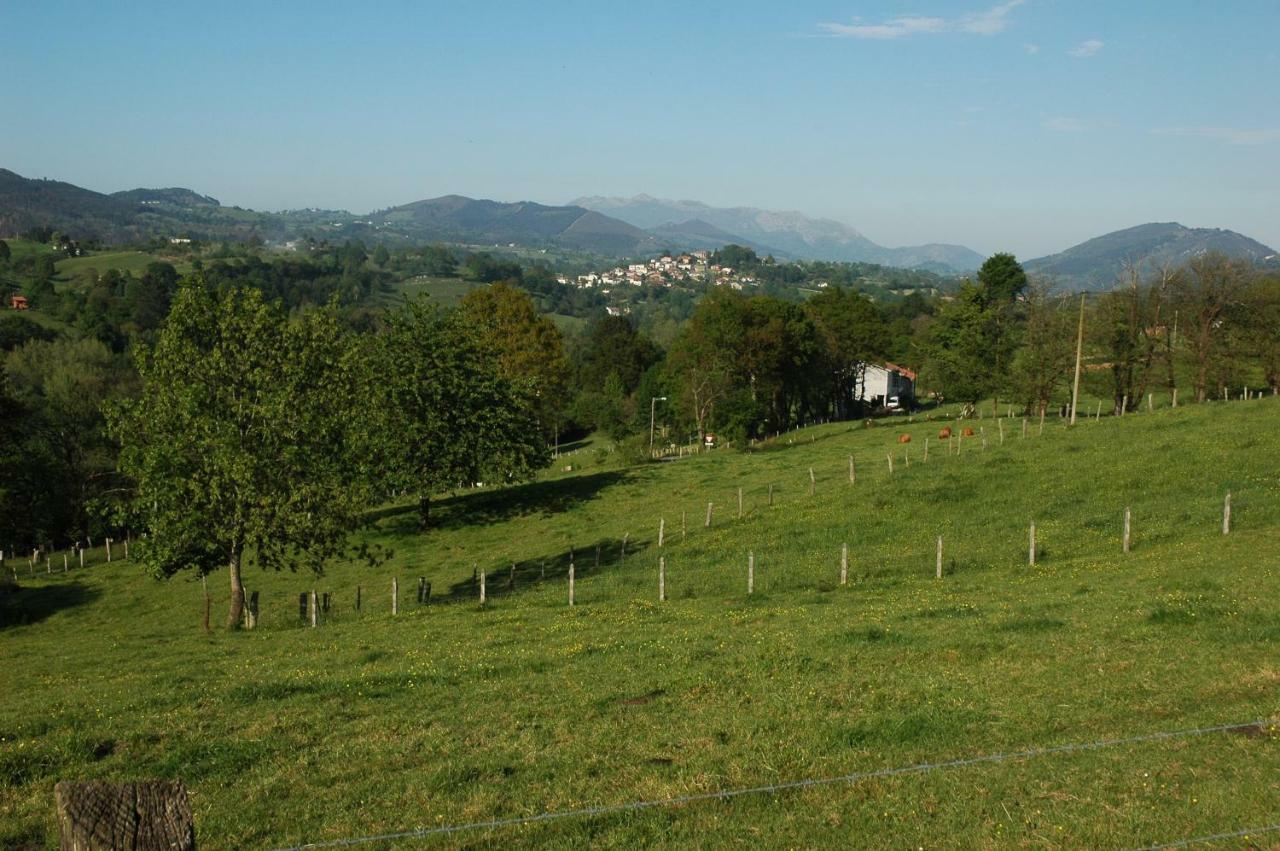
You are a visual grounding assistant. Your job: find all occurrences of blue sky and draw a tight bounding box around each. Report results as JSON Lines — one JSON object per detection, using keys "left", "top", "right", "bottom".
{"left": 2, "top": 1, "right": 1277, "bottom": 257}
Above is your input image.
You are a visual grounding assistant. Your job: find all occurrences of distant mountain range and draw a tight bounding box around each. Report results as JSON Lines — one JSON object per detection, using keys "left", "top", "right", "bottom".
{"left": 1024, "top": 223, "right": 1279, "bottom": 290}
{"left": 2, "top": 169, "right": 1276, "bottom": 283}
{"left": 571, "top": 194, "right": 986, "bottom": 272}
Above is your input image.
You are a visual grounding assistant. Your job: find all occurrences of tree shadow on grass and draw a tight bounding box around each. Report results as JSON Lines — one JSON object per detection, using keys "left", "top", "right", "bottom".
{"left": 371, "top": 470, "right": 632, "bottom": 535}
{"left": 0, "top": 581, "right": 101, "bottom": 630}
{"left": 432, "top": 536, "right": 652, "bottom": 603}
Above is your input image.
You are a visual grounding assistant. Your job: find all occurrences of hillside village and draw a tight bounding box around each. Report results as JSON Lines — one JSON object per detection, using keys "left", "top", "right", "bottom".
{"left": 557, "top": 250, "right": 760, "bottom": 292}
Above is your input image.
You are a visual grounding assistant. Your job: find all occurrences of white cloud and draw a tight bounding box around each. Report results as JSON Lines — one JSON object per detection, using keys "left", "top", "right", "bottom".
{"left": 1068, "top": 39, "right": 1104, "bottom": 58}
{"left": 1044, "top": 117, "right": 1086, "bottom": 132}
{"left": 819, "top": 15, "right": 945, "bottom": 39}
{"left": 958, "top": 0, "right": 1026, "bottom": 35}
{"left": 820, "top": 1, "right": 1024, "bottom": 40}
{"left": 1153, "top": 126, "right": 1280, "bottom": 145}
{"left": 1023, "top": 43, "right": 1040, "bottom": 54}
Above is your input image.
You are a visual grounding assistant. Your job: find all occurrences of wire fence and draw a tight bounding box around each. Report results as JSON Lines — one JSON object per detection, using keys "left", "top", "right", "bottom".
{"left": 272, "top": 717, "right": 1274, "bottom": 850}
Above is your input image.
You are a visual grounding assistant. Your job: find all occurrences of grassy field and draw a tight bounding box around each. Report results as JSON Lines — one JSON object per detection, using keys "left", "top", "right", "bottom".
{"left": 2, "top": 398, "right": 1279, "bottom": 848}
{"left": 56, "top": 250, "right": 194, "bottom": 279}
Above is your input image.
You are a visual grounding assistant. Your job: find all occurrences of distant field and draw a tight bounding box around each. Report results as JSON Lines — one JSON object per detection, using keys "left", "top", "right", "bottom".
{"left": 1, "top": 238, "right": 56, "bottom": 262}
{"left": 387, "top": 275, "right": 481, "bottom": 307}
{"left": 2, "top": 398, "right": 1279, "bottom": 848}
{"left": 56, "top": 250, "right": 193, "bottom": 279}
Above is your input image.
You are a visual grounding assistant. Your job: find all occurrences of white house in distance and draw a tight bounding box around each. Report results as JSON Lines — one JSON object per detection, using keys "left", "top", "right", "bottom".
{"left": 856, "top": 362, "right": 917, "bottom": 408}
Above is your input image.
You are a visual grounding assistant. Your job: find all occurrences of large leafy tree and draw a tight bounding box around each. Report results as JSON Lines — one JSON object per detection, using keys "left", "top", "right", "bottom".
{"left": 110, "top": 278, "right": 370, "bottom": 628}
{"left": 458, "top": 282, "right": 568, "bottom": 436}
{"left": 361, "top": 299, "right": 547, "bottom": 529}
{"left": 923, "top": 253, "right": 1027, "bottom": 411}
{"left": 1010, "top": 283, "right": 1074, "bottom": 414}
{"left": 805, "top": 287, "right": 889, "bottom": 418}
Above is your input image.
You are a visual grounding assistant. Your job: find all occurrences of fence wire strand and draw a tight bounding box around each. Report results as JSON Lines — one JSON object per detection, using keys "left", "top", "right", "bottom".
{"left": 1133, "top": 822, "right": 1280, "bottom": 850}
{"left": 274, "top": 718, "right": 1270, "bottom": 850}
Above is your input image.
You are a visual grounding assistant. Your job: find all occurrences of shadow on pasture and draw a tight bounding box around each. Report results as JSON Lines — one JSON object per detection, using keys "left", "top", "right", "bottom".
{"left": 0, "top": 580, "right": 101, "bottom": 630}
{"left": 372, "top": 470, "right": 632, "bottom": 534}
{"left": 437, "top": 536, "right": 650, "bottom": 603}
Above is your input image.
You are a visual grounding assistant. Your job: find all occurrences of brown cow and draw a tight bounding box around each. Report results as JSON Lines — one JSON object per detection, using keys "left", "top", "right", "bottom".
{"left": 938, "top": 426, "right": 952, "bottom": 440}
{"left": 961, "top": 426, "right": 975, "bottom": 437}
{"left": 898, "top": 433, "right": 912, "bottom": 444}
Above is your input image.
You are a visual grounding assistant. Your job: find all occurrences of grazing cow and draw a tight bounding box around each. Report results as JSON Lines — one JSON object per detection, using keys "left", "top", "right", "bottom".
{"left": 898, "top": 433, "right": 912, "bottom": 444}
{"left": 961, "top": 427, "right": 975, "bottom": 437}
{"left": 938, "top": 427, "right": 952, "bottom": 440}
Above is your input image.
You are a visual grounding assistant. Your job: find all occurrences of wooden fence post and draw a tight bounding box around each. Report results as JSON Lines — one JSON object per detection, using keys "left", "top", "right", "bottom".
{"left": 63, "top": 553, "right": 68, "bottom": 572}
{"left": 479, "top": 570, "right": 486, "bottom": 605}
{"left": 887, "top": 453, "right": 894, "bottom": 476}
{"left": 809, "top": 468, "right": 816, "bottom": 496}
{"left": 1029, "top": 522, "right": 1036, "bottom": 566}
{"left": 1223, "top": 492, "right": 1231, "bottom": 535}
{"left": 79, "top": 547, "right": 84, "bottom": 568}
{"left": 1172, "top": 387, "right": 1178, "bottom": 408}
{"left": 392, "top": 578, "right": 399, "bottom": 614}
{"left": 747, "top": 551, "right": 754, "bottom": 595}
{"left": 658, "top": 556, "right": 665, "bottom": 602}
{"left": 768, "top": 483, "right": 775, "bottom": 505}
{"left": 658, "top": 517, "right": 665, "bottom": 547}
{"left": 705, "top": 502, "right": 713, "bottom": 528}
{"left": 311, "top": 590, "right": 318, "bottom": 627}
{"left": 840, "top": 543, "right": 848, "bottom": 586}
{"left": 1123, "top": 507, "right": 1131, "bottom": 554}
{"left": 681, "top": 511, "right": 687, "bottom": 541}
{"left": 848, "top": 455, "right": 855, "bottom": 483}
{"left": 418, "top": 576, "right": 427, "bottom": 603}
{"left": 106, "top": 539, "right": 112, "bottom": 563}
{"left": 1095, "top": 400, "right": 1102, "bottom": 419}
{"left": 569, "top": 560, "right": 575, "bottom": 606}
{"left": 1147, "top": 393, "right": 1153, "bottom": 412}
{"left": 923, "top": 439, "right": 929, "bottom": 462}
{"left": 998, "top": 418, "right": 1004, "bottom": 445}
{"left": 936, "top": 536, "right": 943, "bottom": 579}
{"left": 738, "top": 487, "right": 743, "bottom": 519}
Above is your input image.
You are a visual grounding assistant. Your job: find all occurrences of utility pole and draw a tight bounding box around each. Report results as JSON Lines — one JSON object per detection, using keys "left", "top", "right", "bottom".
{"left": 1069, "top": 292, "right": 1086, "bottom": 425}
{"left": 649, "top": 396, "right": 668, "bottom": 456}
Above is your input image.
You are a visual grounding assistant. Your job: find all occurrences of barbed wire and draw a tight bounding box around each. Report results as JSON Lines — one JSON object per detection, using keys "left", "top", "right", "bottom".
{"left": 273, "top": 717, "right": 1270, "bottom": 850}
{"left": 1133, "top": 822, "right": 1280, "bottom": 850}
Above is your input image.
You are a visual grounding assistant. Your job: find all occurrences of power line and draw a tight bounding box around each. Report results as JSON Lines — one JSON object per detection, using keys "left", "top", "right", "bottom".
{"left": 274, "top": 718, "right": 1268, "bottom": 850}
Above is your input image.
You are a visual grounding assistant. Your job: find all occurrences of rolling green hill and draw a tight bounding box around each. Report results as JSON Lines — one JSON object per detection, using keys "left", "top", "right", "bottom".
{"left": 1025, "top": 222, "right": 1278, "bottom": 290}
{"left": 3, "top": 396, "right": 1278, "bottom": 847}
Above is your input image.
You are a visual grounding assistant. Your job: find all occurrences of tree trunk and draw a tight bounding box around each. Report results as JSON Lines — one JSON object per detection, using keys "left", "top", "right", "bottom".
{"left": 226, "top": 548, "right": 244, "bottom": 630}
{"left": 418, "top": 494, "right": 431, "bottom": 530}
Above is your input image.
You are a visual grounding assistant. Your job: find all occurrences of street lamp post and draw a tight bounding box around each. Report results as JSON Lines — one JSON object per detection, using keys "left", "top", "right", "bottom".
{"left": 649, "top": 396, "right": 668, "bottom": 456}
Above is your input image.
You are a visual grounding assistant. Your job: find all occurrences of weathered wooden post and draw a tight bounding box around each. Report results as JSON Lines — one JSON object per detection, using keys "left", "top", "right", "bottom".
{"left": 478, "top": 570, "right": 486, "bottom": 605}
{"left": 56, "top": 779, "right": 195, "bottom": 851}
{"left": 1121, "top": 393, "right": 1129, "bottom": 416}
{"left": 1171, "top": 387, "right": 1178, "bottom": 408}
{"left": 1095, "top": 400, "right": 1102, "bottom": 419}
{"left": 1223, "top": 492, "right": 1232, "bottom": 535}
{"left": 747, "top": 551, "right": 754, "bottom": 595}
{"left": 1123, "top": 507, "right": 1131, "bottom": 554}
{"left": 809, "top": 468, "right": 816, "bottom": 496}
{"left": 1028, "top": 522, "right": 1036, "bottom": 566}
{"left": 106, "top": 538, "right": 112, "bottom": 563}
{"left": 848, "top": 455, "right": 855, "bottom": 483}
{"left": 658, "top": 517, "right": 665, "bottom": 547}
{"left": 63, "top": 553, "right": 68, "bottom": 572}
{"left": 568, "top": 560, "right": 575, "bottom": 606}
{"left": 1147, "top": 393, "right": 1154, "bottom": 412}
{"left": 923, "top": 438, "right": 929, "bottom": 462}
{"left": 392, "top": 577, "right": 399, "bottom": 614}
{"left": 658, "top": 555, "right": 665, "bottom": 601}
{"left": 681, "top": 511, "right": 687, "bottom": 541}
{"left": 79, "top": 547, "right": 84, "bottom": 568}
{"left": 705, "top": 502, "right": 713, "bottom": 528}
{"left": 737, "top": 487, "right": 743, "bottom": 519}
{"left": 998, "top": 418, "right": 1004, "bottom": 445}
{"left": 311, "top": 590, "right": 319, "bottom": 627}
{"left": 936, "top": 536, "right": 943, "bottom": 579}
{"left": 887, "top": 453, "right": 894, "bottom": 476}
{"left": 840, "top": 543, "right": 848, "bottom": 586}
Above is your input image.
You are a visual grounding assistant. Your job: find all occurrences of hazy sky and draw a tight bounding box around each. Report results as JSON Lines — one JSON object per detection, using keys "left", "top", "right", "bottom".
{"left": 3, "top": 1, "right": 1278, "bottom": 257}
